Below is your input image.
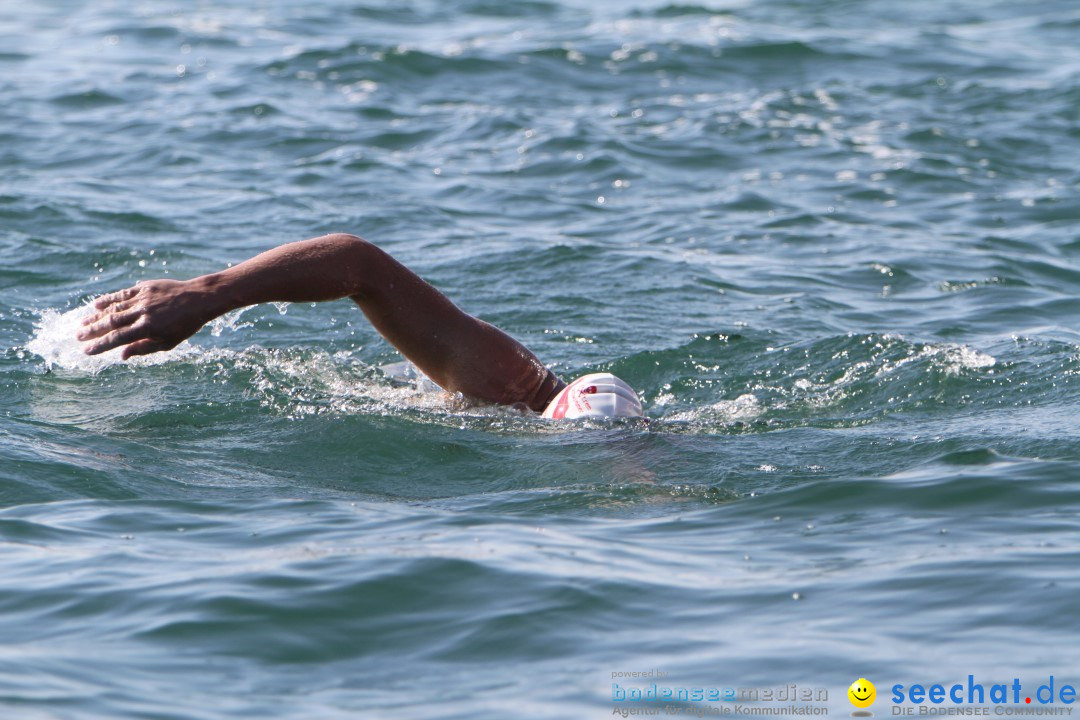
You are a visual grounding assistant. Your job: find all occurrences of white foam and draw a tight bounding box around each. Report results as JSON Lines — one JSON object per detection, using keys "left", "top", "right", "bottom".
{"left": 25, "top": 303, "right": 196, "bottom": 374}
{"left": 939, "top": 345, "right": 996, "bottom": 374}
{"left": 666, "top": 392, "right": 762, "bottom": 424}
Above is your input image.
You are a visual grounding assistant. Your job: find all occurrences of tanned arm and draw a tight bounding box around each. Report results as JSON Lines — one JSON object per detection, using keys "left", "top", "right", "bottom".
{"left": 77, "top": 234, "right": 565, "bottom": 412}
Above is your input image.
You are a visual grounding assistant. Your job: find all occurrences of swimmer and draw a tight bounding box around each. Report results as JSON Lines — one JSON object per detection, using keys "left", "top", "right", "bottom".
{"left": 77, "top": 233, "right": 643, "bottom": 420}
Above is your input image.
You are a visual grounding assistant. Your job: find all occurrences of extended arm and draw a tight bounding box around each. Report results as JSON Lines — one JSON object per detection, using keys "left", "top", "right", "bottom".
{"left": 78, "top": 233, "right": 565, "bottom": 411}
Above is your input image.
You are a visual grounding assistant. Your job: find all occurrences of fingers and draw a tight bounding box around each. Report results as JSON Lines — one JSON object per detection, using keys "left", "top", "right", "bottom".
{"left": 81, "top": 300, "right": 138, "bottom": 329}
{"left": 93, "top": 286, "right": 140, "bottom": 311}
{"left": 77, "top": 308, "right": 142, "bottom": 342}
{"left": 81, "top": 319, "right": 148, "bottom": 356}
{"left": 108, "top": 299, "right": 138, "bottom": 315}
{"left": 120, "top": 338, "right": 169, "bottom": 359}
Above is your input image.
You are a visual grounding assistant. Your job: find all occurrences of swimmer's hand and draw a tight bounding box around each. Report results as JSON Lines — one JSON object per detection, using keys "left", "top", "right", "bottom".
{"left": 78, "top": 278, "right": 219, "bottom": 358}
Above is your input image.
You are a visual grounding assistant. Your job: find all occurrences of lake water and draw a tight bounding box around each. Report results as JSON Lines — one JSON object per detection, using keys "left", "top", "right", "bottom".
{"left": 2, "top": 0, "right": 1079, "bottom": 717}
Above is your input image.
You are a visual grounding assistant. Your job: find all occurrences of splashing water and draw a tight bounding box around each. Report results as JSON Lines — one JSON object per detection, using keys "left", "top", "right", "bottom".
{"left": 22, "top": 303, "right": 510, "bottom": 425}
{"left": 25, "top": 303, "right": 197, "bottom": 374}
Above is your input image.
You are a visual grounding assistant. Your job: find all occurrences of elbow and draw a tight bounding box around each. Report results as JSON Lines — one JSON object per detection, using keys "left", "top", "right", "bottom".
{"left": 323, "top": 233, "right": 379, "bottom": 299}
{"left": 323, "top": 232, "right": 370, "bottom": 250}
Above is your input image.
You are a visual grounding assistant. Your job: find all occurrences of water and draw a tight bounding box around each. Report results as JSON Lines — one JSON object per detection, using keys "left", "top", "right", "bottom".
{"left": 3, "top": 0, "right": 1079, "bottom": 717}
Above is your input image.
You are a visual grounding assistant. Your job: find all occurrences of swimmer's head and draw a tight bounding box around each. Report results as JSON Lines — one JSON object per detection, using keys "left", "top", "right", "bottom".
{"left": 541, "top": 373, "right": 643, "bottom": 420}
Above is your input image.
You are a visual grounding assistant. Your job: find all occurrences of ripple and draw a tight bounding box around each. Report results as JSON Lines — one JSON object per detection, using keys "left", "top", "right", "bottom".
{"left": 634, "top": 4, "right": 736, "bottom": 19}
{"left": 49, "top": 89, "right": 126, "bottom": 109}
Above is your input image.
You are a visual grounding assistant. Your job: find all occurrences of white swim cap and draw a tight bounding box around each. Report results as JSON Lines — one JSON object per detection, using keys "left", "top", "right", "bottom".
{"left": 541, "top": 373, "right": 644, "bottom": 420}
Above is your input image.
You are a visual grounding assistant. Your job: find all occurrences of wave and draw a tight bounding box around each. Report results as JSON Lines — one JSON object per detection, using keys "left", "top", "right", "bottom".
{"left": 29, "top": 303, "right": 1076, "bottom": 449}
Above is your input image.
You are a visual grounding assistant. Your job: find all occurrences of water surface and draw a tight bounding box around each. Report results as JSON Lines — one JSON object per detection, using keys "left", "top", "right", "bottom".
{"left": 2, "top": 0, "right": 1079, "bottom": 717}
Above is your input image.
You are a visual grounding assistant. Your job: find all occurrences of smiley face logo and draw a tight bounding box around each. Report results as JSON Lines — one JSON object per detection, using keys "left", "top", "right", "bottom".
{"left": 848, "top": 678, "right": 876, "bottom": 708}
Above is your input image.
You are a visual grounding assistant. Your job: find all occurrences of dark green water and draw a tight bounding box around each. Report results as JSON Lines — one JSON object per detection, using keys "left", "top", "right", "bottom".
{"left": 3, "top": 0, "right": 1079, "bottom": 717}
